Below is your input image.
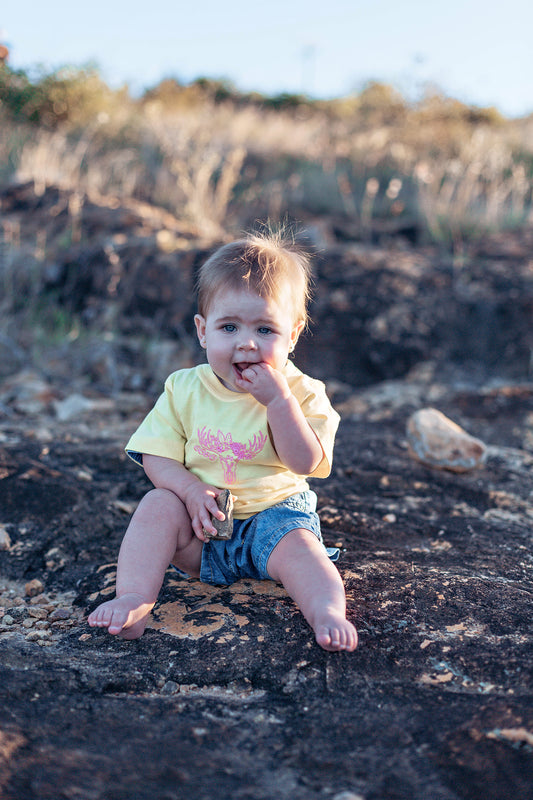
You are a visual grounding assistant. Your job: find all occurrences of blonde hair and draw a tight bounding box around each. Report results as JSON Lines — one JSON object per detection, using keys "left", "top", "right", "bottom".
{"left": 196, "top": 230, "right": 313, "bottom": 326}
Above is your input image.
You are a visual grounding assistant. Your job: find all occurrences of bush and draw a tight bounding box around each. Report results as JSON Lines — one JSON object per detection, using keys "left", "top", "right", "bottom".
{"left": 0, "top": 64, "right": 130, "bottom": 128}
{"left": 1, "top": 66, "right": 531, "bottom": 246}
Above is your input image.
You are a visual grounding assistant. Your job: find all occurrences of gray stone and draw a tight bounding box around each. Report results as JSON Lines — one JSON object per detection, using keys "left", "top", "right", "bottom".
{"left": 48, "top": 607, "right": 71, "bottom": 621}
{"left": 208, "top": 489, "right": 234, "bottom": 539}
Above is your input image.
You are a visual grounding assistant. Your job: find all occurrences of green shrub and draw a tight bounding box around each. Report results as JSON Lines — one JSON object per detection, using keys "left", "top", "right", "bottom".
{"left": 0, "top": 64, "right": 130, "bottom": 128}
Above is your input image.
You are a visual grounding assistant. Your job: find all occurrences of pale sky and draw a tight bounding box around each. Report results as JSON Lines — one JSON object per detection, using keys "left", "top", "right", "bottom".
{"left": 2, "top": 0, "right": 532, "bottom": 117}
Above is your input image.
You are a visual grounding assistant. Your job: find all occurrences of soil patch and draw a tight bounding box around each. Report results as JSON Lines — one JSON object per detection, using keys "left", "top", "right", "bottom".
{"left": 1, "top": 376, "right": 532, "bottom": 799}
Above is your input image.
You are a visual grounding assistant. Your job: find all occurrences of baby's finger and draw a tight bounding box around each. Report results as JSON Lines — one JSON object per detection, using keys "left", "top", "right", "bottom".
{"left": 205, "top": 503, "right": 224, "bottom": 522}
{"left": 203, "top": 508, "right": 221, "bottom": 535}
{"left": 235, "top": 373, "right": 252, "bottom": 388}
{"left": 208, "top": 494, "right": 226, "bottom": 520}
{"left": 192, "top": 516, "right": 212, "bottom": 541}
{"left": 241, "top": 365, "right": 261, "bottom": 382}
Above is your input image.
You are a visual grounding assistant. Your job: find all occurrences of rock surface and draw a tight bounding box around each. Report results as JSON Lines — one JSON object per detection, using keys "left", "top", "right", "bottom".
{"left": 1, "top": 183, "right": 533, "bottom": 799}
{"left": 1, "top": 373, "right": 533, "bottom": 800}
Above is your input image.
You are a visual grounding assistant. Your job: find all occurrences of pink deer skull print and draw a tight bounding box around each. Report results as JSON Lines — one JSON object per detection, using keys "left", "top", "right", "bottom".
{"left": 194, "top": 427, "right": 268, "bottom": 484}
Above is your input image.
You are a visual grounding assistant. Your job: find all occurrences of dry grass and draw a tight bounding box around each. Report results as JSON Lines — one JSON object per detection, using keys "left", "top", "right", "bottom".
{"left": 414, "top": 129, "right": 531, "bottom": 243}
{"left": 1, "top": 79, "right": 532, "bottom": 243}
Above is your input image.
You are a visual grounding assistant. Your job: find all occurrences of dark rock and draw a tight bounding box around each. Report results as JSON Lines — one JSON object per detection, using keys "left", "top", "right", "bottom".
{"left": 48, "top": 607, "right": 71, "bottom": 621}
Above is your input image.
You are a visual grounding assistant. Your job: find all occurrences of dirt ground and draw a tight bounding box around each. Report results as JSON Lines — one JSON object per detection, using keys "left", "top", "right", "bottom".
{"left": 1, "top": 183, "right": 533, "bottom": 799}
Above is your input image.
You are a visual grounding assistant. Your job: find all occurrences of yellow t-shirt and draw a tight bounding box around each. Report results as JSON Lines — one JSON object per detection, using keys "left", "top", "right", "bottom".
{"left": 126, "top": 362, "right": 340, "bottom": 519}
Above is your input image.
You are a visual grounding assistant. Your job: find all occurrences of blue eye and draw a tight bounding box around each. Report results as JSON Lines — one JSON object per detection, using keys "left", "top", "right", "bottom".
{"left": 258, "top": 327, "right": 272, "bottom": 335}
{"left": 222, "top": 324, "right": 237, "bottom": 332}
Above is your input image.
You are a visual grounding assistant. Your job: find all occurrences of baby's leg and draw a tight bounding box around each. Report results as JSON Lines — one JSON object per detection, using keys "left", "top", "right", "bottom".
{"left": 88, "top": 488, "right": 203, "bottom": 639}
{"left": 267, "top": 528, "right": 358, "bottom": 652}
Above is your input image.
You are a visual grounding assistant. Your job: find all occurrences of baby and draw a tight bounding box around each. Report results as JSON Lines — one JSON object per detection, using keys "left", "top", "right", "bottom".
{"left": 88, "top": 231, "right": 358, "bottom": 652}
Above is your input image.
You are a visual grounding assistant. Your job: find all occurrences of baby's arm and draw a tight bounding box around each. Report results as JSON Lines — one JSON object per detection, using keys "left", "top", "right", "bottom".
{"left": 236, "top": 363, "right": 323, "bottom": 474}
{"left": 266, "top": 392, "right": 323, "bottom": 474}
{"left": 143, "top": 454, "right": 225, "bottom": 541}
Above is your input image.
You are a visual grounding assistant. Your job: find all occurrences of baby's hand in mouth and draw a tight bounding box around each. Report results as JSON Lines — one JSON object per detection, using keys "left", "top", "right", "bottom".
{"left": 234, "top": 361, "right": 259, "bottom": 379}
{"left": 234, "top": 362, "right": 250, "bottom": 375}
{"left": 234, "top": 362, "right": 289, "bottom": 406}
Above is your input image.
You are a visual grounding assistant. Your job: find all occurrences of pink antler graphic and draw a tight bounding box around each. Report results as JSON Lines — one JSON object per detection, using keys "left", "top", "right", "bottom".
{"left": 194, "top": 427, "right": 267, "bottom": 483}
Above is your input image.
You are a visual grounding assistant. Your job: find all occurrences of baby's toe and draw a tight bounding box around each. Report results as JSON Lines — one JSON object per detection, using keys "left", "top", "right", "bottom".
{"left": 343, "top": 623, "right": 358, "bottom": 651}
{"left": 315, "top": 624, "right": 334, "bottom": 649}
{"left": 88, "top": 608, "right": 105, "bottom": 626}
{"left": 107, "top": 608, "right": 129, "bottom": 634}
{"left": 316, "top": 625, "right": 343, "bottom": 652}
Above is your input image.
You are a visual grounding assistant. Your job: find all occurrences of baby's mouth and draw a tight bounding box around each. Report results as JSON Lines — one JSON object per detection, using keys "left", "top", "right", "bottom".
{"left": 233, "top": 362, "right": 250, "bottom": 376}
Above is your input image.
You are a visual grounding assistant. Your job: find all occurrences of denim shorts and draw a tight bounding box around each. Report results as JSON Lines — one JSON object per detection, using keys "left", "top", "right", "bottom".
{"left": 195, "top": 490, "right": 339, "bottom": 586}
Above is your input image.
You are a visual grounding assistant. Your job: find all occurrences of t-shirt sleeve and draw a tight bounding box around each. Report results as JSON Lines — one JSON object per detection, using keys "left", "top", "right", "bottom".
{"left": 125, "top": 373, "right": 187, "bottom": 465}
{"left": 296, "top": 378, "right": 340, "bottom": 478}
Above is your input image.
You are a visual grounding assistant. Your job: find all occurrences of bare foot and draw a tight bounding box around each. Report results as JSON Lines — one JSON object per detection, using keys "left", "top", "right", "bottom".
{"left": 314, "top": 609, "right": 358, "bottom": 652}
{"left": 87, "top": 593, "right": 154, "bottom": 639}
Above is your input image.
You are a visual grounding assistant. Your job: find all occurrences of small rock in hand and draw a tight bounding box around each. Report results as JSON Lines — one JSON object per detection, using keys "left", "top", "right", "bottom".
{"left": 207, "top": 490, "right": 234, "bottom": 540}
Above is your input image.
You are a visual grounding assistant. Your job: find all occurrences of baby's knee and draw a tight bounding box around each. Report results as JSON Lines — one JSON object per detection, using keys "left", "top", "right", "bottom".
{"left": 139, "top": 487, "right": 186, "bottom": 514}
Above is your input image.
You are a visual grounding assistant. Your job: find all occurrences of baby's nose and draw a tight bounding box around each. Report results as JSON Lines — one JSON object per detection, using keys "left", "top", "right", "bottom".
{"left": 238, "top": 336, "right": 258, "bottom": 350}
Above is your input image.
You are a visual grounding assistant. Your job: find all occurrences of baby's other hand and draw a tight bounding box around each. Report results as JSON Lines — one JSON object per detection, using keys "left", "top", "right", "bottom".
{"left": 182, "top": 482, "right": 225, "bottom": 541}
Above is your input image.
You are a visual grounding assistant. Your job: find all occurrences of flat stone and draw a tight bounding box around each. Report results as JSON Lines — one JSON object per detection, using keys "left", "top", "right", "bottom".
{"left": 28, "top": 607, "right": 49, "bottom": 620}
{"left": 11, "top": 596, "right": 25, "bottom": 606}
{"left": 406, "top": 407, "right": 488, "bottom": 472}
{"left": 30, "top": 594, "right": 50, "bottom": 605}
{"left": 160, "top": 680, "right": 179, "bottom": 695}
{"left": 53, "top": 394, "right": 115, "bottom": 422}
{"left": 332, "top": 793, "right": 366, "bottom": 800}
{"left": 1, "top": 370, "right": 56, "bottom": 415}
{"left": 48, "top": 607, "right": 72, "bottom": 621}
{"left": 5, "top": 607, "right": 25, "bottom": 622}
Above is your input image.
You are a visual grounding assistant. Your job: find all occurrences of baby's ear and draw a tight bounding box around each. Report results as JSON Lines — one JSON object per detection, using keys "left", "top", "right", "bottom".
{"left": 290, "top": 320, "right": 305, "bottom": 349}
{"left": 194, "top": 314, "right": 207, "bottom": 347}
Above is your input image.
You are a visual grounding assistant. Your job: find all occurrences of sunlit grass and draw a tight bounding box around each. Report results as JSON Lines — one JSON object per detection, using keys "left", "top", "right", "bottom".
{"left": 0, "top": 67, "right": 532, "bottom": 244}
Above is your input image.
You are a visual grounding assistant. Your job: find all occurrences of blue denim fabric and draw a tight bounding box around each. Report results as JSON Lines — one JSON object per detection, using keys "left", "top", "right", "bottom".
{"left": 197, "top": 490, "right": 339, "bottom": 586}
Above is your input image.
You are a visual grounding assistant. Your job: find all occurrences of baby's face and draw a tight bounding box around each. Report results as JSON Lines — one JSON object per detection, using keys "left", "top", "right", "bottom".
{"left": 194, "top": 287, "right": 303, "bottom": 393}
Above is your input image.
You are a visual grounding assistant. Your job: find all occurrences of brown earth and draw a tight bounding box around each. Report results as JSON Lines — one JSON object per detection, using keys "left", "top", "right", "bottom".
{"left": 0, "top": 183, "right": 533, "bottom": 800}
